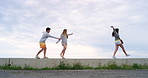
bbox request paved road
[0,70,148,78]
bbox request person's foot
[60,54,62,57]
[126,54,130,57]
[112,56,116,59]
[60,54,65,59]
[35,56,40,59]
[62,56,65,59]
[43,57,48,59]
[60,54,63,57]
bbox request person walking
[56,29,73,59]
[111,26,130,58]
[36,27,60,59]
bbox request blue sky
[0,0,148,58]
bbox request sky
[0,0,148,58]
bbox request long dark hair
[112,28,119,37]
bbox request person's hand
[56,38,61,44]
[111,26,114,28]
[56,40,59,44]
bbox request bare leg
[113,45,119,57]
[36,48,44,56]
[63,46,67,56]
[43,48,47,58]
[60,48,66,59]
[60,44,67,59]
[119,44,128,56]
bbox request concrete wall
[0,58,148,68]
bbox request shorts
[62,42,67,46]
[115,40,122,45]
[39,43,46,48]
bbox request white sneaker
[35,56,40,59]
[112,56,116,59]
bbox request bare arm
[111,26,118,35]
[68,33,73,36]
[56,35,62,44]
[111,26,115,30]
[56,39,61,44]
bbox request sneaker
[43,57,48,59]
[126,54,130,57]
[112,56,116,59]
[35,56,40,59]
[60,54,65,59]
[62,57,65,59]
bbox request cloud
[0,37,108,58]
[23,0,39,6]
[0,0,148,58]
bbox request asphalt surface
[0,70,148,78]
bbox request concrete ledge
[0,58,148,68]
[0,58,10,66]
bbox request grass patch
[72,62,83,70]
[0,64,22,70]
[55,61,72,70]
[95,63,148,70]
[0,62,148,70]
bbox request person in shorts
[56,29,73,59]
[36,27,60,59]
[111,26,130,58]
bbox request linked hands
[56,38,61,44]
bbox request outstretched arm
[56,35,62,44]
[111,26,118,35]
[68,33,73,36]
[56,39,61,44]
[111,26,115,30]
[48,35,60,39]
